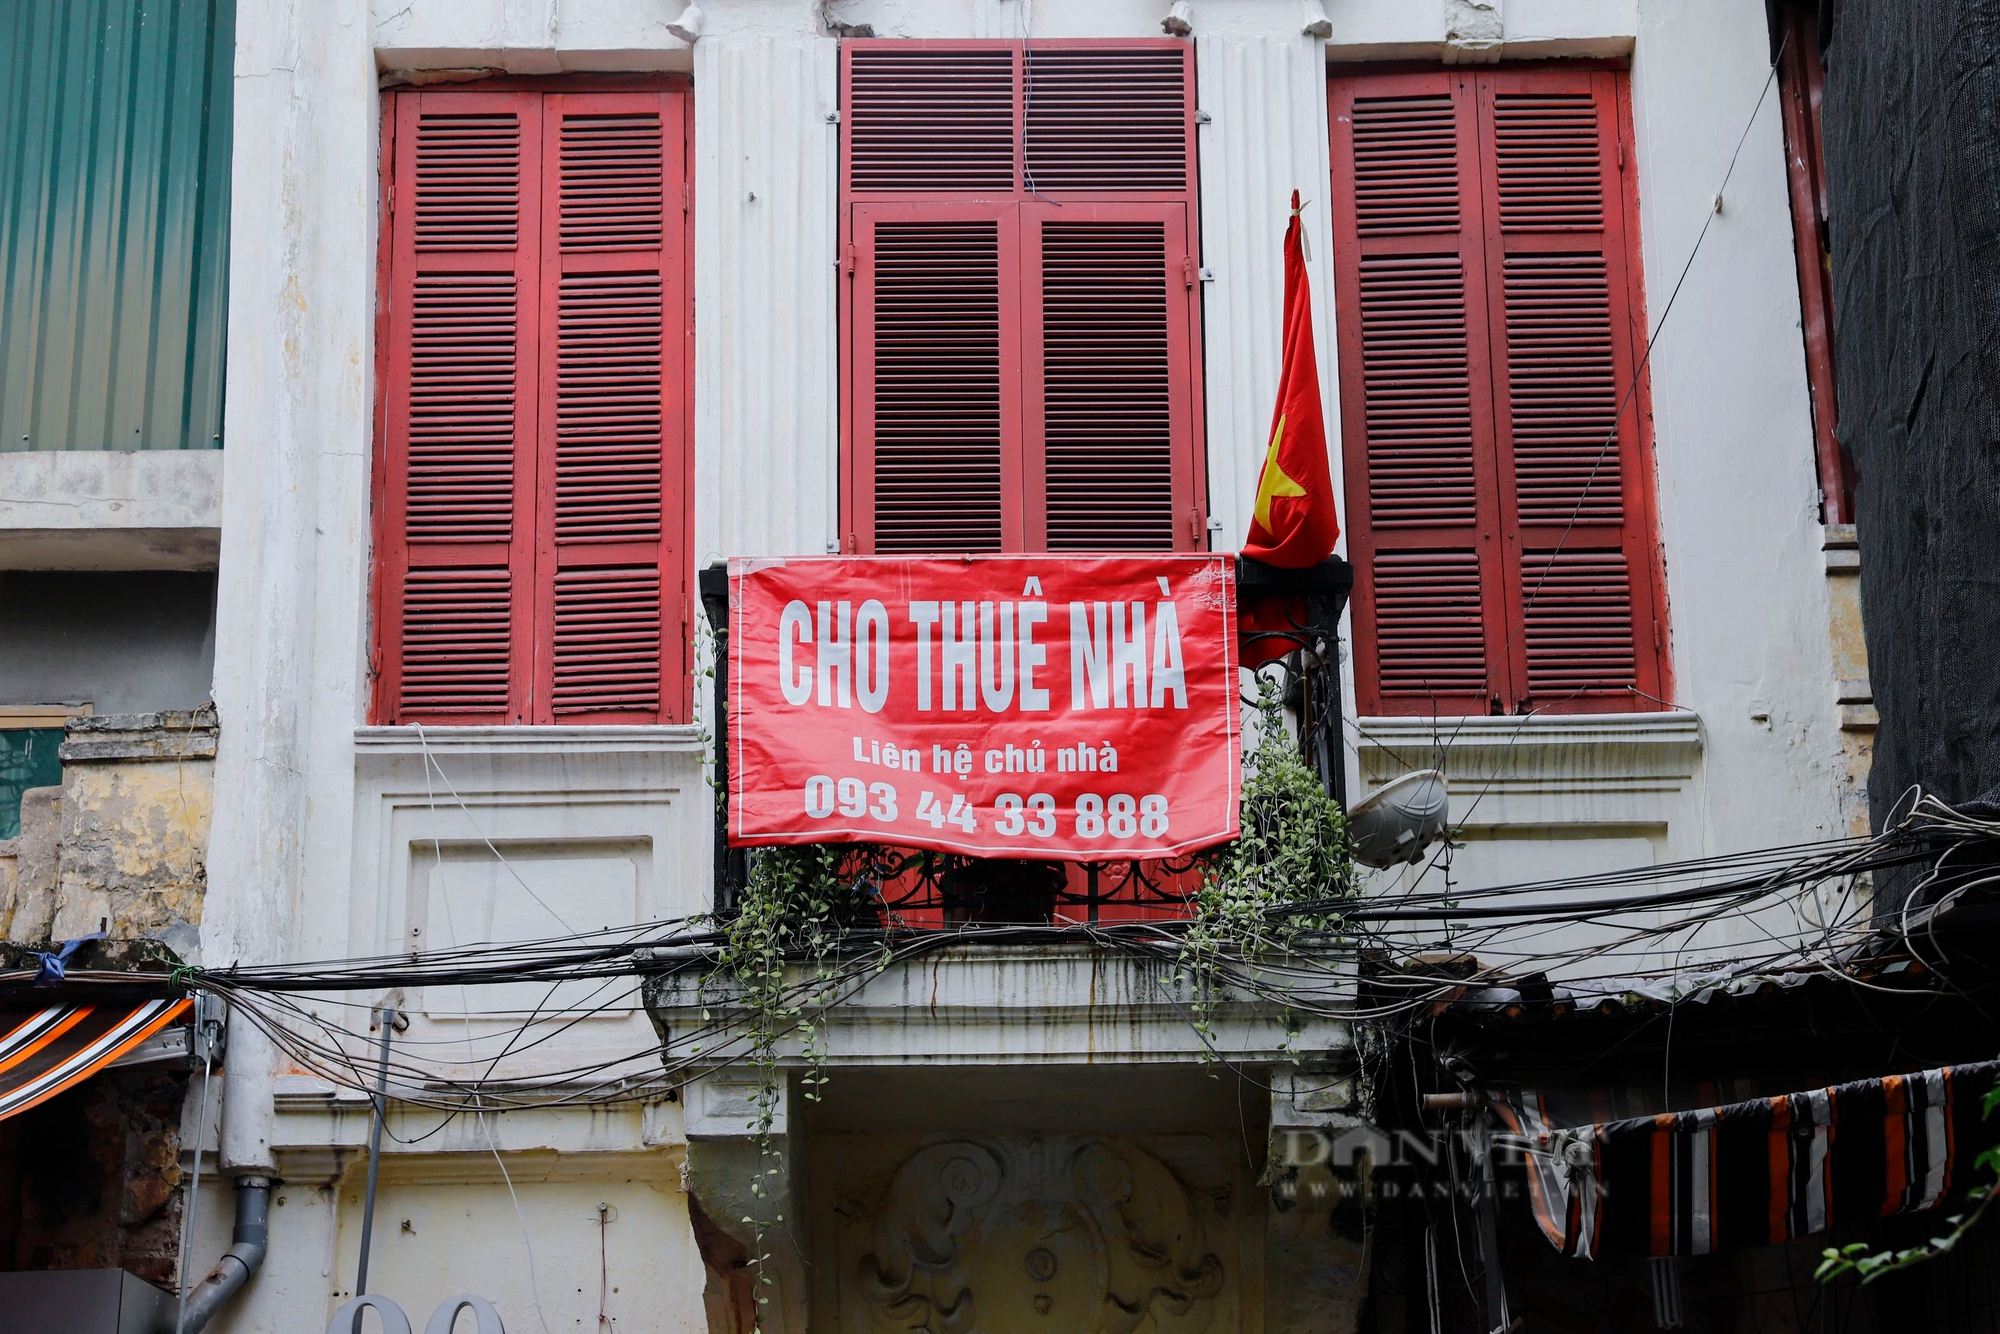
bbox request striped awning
[1494,1059,2000,1259]
[0,997,193,1120]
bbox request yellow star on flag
[1253,412,1307,531]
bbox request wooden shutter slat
[1373,551,1489,697]
[551,566,662,715]
[554,270,665,543]
[414,112,522,250]
[559,113,665,250]
[538,91,685,723]
[1500,253,1624,524]
[404,273,522,542]
[1358,253,1479,528]
[1351,93,1462,235]
[1492,92,1606,231]
[377,91,541,725]
[1482,71,1662,710]
[1023,49,1190,192]
[1334,73,1504,716]
[398,569,515,712]
[1519,551,1638,696]
[1037,217,1177,551]
[857,214,1011,553]
[847,51,1017,192]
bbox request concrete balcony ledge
[0,450,222,569]
[645,941,1352,1068]
[60,707,219,761]
[1357,710,1703,800]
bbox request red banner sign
[727,555,1240,859]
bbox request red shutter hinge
[1182,256,1195,289]
[1617,141,1626,172]
[844,243,856,277]
[1653,618,1663,651]
[682,183,691,214]
[1188,507,1202,542]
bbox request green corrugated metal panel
[0,0,233,451]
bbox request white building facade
[115,0,1860,1329]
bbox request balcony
[695,554,1353,926]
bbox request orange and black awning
[0,997,192,1120]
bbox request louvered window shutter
[535,92,690,722]
[850,206,1023,553]
[376,86,691,726]
[1330,67,1666,717]
[377,91,542,724]
[1023,205,1199,551]
[841,42,1205,555]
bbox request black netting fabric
[1820,0,2000,894]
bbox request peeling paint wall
[0,709,215,955]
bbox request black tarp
[1819,0,2000,883]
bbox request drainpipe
[164,1175,271,1333]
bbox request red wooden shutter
[1331,73,1505,716]
[1478,70,1663,713]
[850,207,1021,553]
[1775,2,1847,523]
[1021,48,1190,191]
[1022,205,1200,551]
[841,41,1204,555]
[536,91,690,723]
[1330,66,1665,716]
[376,91,542,724]
[375,85,691,726]
[847,48,1016,191]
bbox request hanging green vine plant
[1180,671,1354,1050]
[701,843,883,1327]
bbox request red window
[1328,66,1669,717]
[839,41,1207,554]
[371,85,693,725]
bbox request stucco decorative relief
[855,1137,1224,1334]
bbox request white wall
[691,27,841,564]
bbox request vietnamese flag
[1241,190,1340,568]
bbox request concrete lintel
[648,944,1353,1067]
[375,45,693,74]
[0,450,223,570]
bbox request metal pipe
[356,1009,397,1297]
[166,1175,271,1333]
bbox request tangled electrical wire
[28,793,1992,1125]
